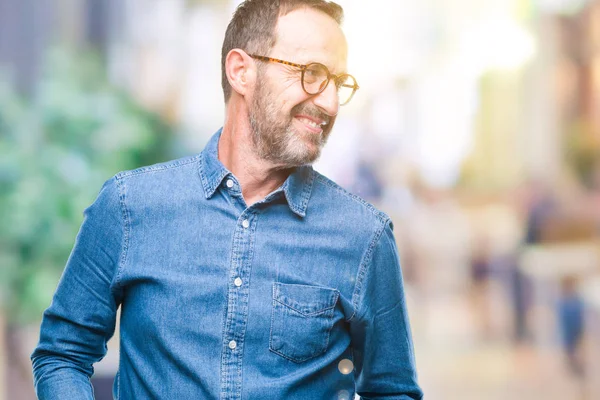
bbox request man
[31,1,423,399]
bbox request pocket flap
[273,282,339,316]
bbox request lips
[295,115,328,134]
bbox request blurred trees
[0,48,174,326]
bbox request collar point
[292,208,307,218]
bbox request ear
[225,49,255,98]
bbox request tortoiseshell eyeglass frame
[248,54,359,106]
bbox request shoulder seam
[113,175,130,291]
[347,218,391,322]
[115,154,200,179]
[313,173,389,222]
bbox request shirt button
[337,390,350,400]
[228,340,237,350]
[338,359,354,374]
[226,179,234,188]
[242,219,249,228]
[234,277,243,287]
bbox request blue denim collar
[198,128,314,218]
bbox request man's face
[248,7,348,168]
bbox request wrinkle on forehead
[273,7,347,73]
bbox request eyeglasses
[248,54,359,106]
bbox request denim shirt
[31,129,423,400]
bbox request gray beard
[249,80,334,168]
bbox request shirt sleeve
[30,176,126,399]
[350,220,423,400]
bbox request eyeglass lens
[303,63,357,105]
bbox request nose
[312,79,340,117]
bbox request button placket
[220,211,256,398]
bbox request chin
[292,145,323,166]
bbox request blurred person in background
[512,180,557,343]
[30,0,422,399]
[469,236,494,339]
[557,275,585,377]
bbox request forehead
[271,7,348,72]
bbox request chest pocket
[269,282,339,363]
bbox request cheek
[278,82,311,113]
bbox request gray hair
[221,0,344,102]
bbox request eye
[302,63,335,95]
[304,64,328,82]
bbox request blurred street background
[1,0,600,399]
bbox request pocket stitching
[273,294,338,317]
[269,284,339,363]
[273,282,339,315]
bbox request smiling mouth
[295,116,328,133]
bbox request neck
[219,102,293,207]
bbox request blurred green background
[0,49,172,326]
